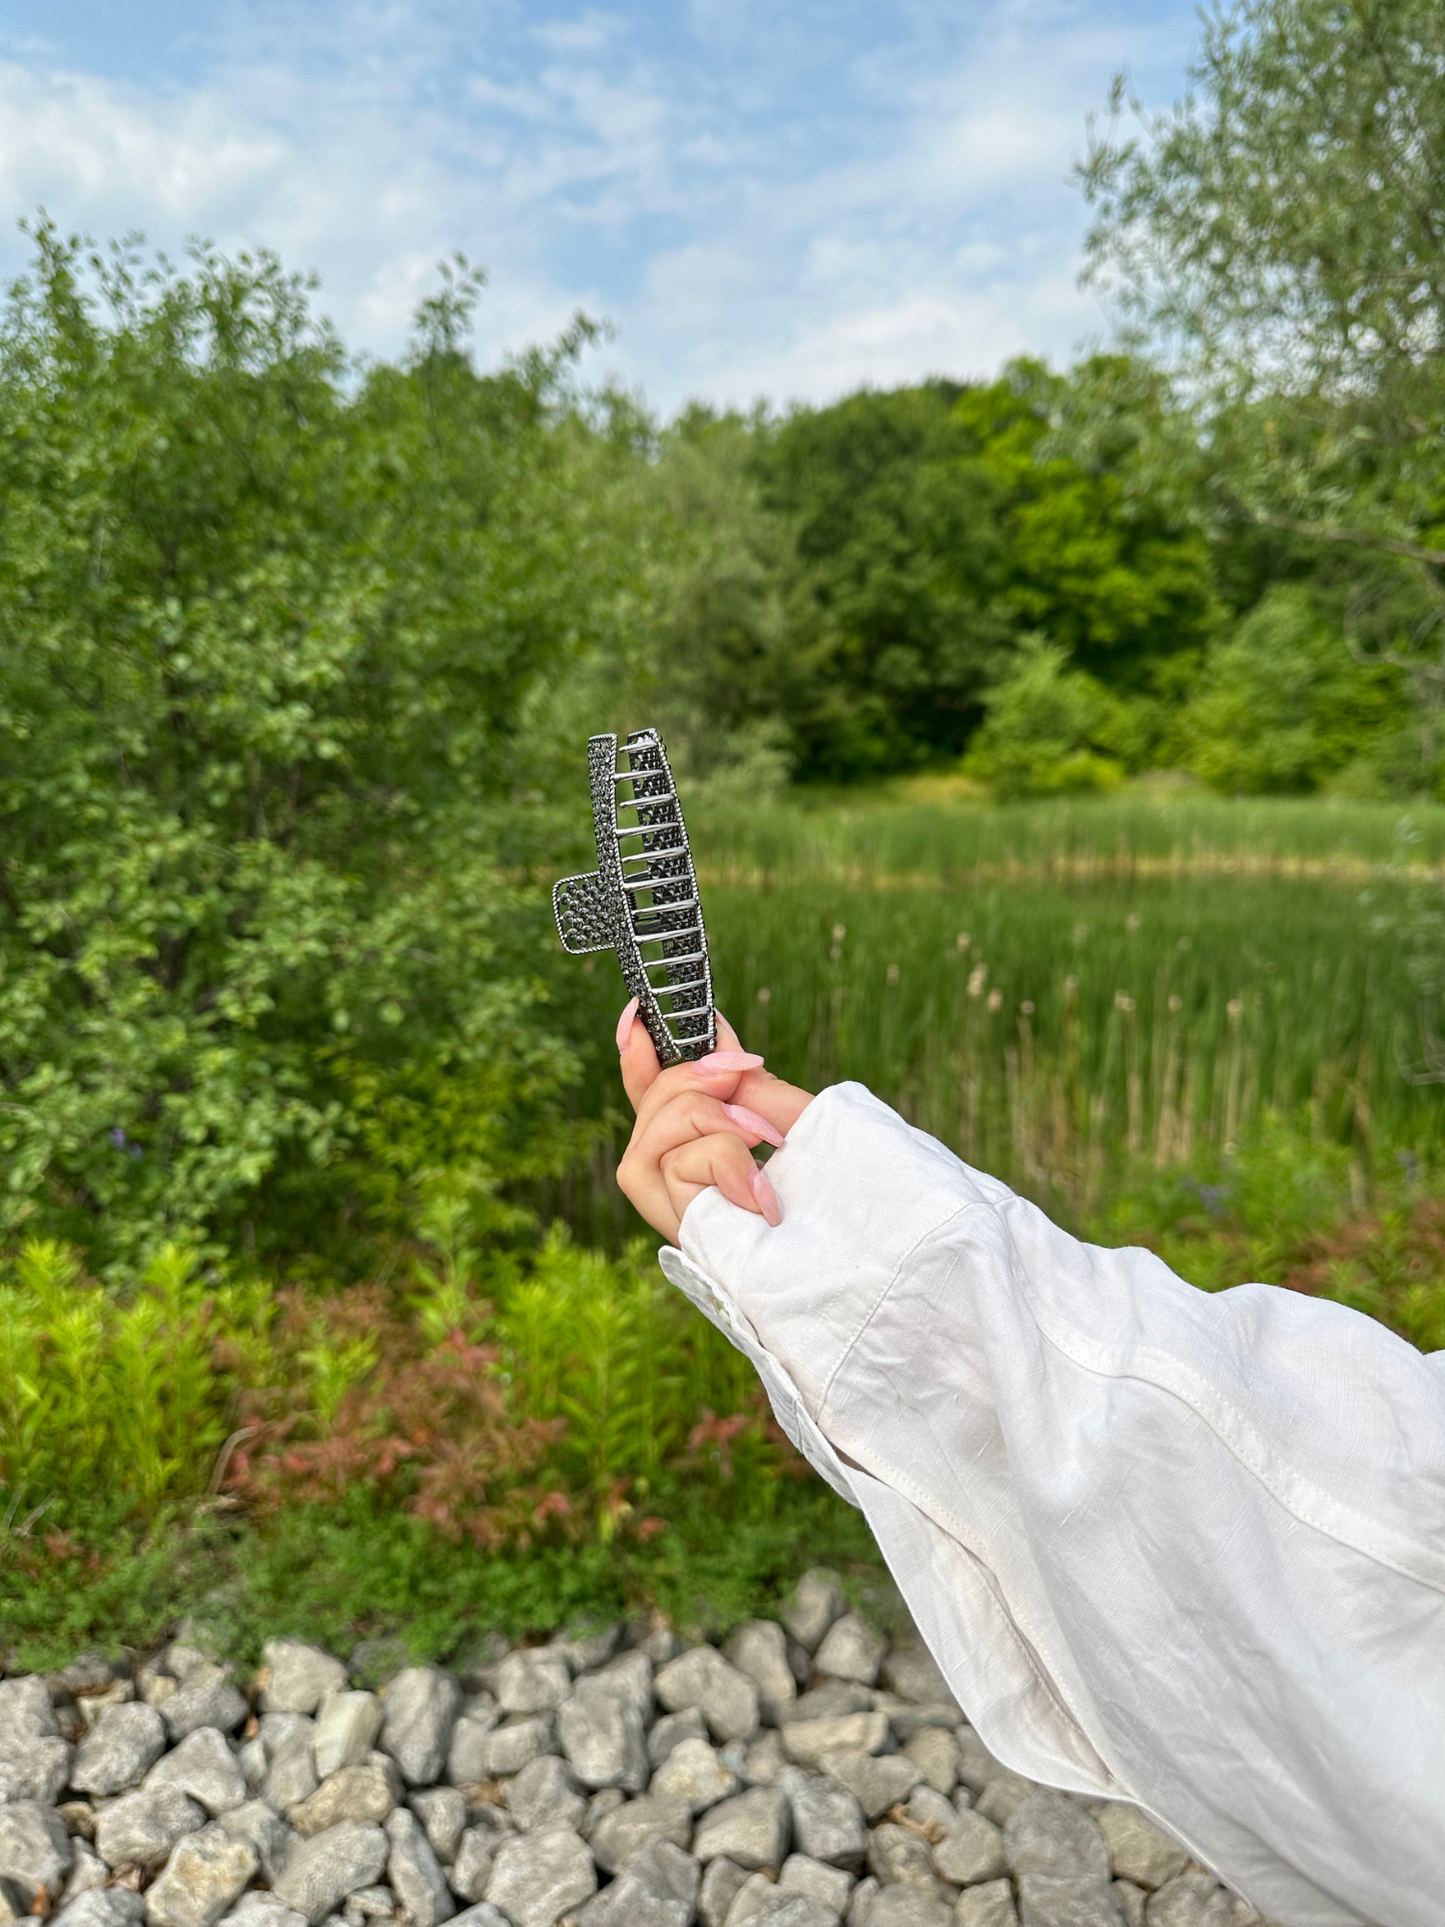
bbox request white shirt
[659,1082,1445,1927]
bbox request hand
[615,1000,815,1242]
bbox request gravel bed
[0,1570,1288,1927]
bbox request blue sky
[0,1,1199,412]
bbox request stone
[53,1896,148,1927]
[0,1677,57,1741]
[96,1788,205,1871]
[878,1704,959,1747]
[1015,1875,1124,1927]
[494,1654,571,1717]
[781,1717,890,1771]
[865,1826,939,1894]
[147,1728,249,1816]
[629,1837,702,1909]
[290,1763,397,1836]
[580,1791,625,1839]
[385,1807,454,1927]
[975,1776,1036,1829]
[76,1683,136,1729]
[272,1823,390,1926]
[726,1877,841,1927]
[341,1882,395,1923]
[348,1642,411,1693]
[723,1623,796,1726]
[58,1803,98,1843]
[0,1803,72,1903]
[449,1821,513,1904]
[1143,1873,1235,1927]
[223,1896,309,1927]
[930,1811,1006,1888]
[408,1789,467,1864]
[776,1770,865,1872]
[649,1707,710,1767]
[588,1796,692,1874]
[1113,1886,1147,1927]
[568,1837,700,1927]
[73,1704,169,1797]
[651,1736,740,1812]
[866,1893,951,1927]
[783,1689,873,1729]
[952,1736,1006,1801]
[145,1824,259,1927]
[577,1653,653,1724]
[164,1670,249,1744]
[1092,1813,1189,1893]
[902,1731,957,1797]
[446,1911,509,1927]
[779,1854,853,1913]
[955,1883,1019,1927]
[262,1645,349,1718]
[655,1651,760,1746]
[692,1788,789,1872]
[379,1671,461,1789]
[900,1789,955,1838]
[218,1800,295,1883]
[844,1879,877,1926]
[812,1618,885,1690]
[62,1839,109,1901]
[1004,1795,1110,1887]
[781,1574,845,1654]
[315,1696,385,1781]
[742,1733,788,1787]
[0,1731,72,1802]
[700,1858,751,1927]
[557,1692,647,1792]
[483,1826,596,1927]
[548,1624,623,1678]
[450,1717,551,1783]
[877,1652,954,1713]
[817,1751,920,1823]
[506,1757,585,1836]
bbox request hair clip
[553,729,716,1066]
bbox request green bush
[959,638,1134,798]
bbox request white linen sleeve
[657,1080,1445,1927]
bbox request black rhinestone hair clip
[553,728,717,1067]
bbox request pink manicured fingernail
[723,1103,786,1150]
[748,1164,783,1226]
[693,1049,765,1073]
[715,1011,742,1047]
[615,997,639,1050]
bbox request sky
[0,0,1201,415]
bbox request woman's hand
[615,999,815,1242]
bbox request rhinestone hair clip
[553,728,717,1067]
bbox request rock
[877,1651,953,1713]
[699,1857,751,1927]
[1113,1885,1148,1927]
[1004,1795,1110,1887]
[630,1837,704,1911]
[237,1738,268,1794]
[975,1775,1036,1829]
[446,1911,509,1927]
[865,1826,938,1894]
[548,1624,623,1678]
[315,1697,385,1781]
[877,1704,959,1747]
[348,1642,410,1693]
[580,1791,625,1839]
[0,1677,58,1741]
[483,1826,596,1927]
[651,1736,740,1812]
[781,1717,890,1771]
[816,1751,920,1823]
[901,1731,956,1797]
[450,1717,551,1783]
[726,1876,841,1927]
[341,1880,395,1924]
[58,1803,98,1843]
[494,1654,571,1717]
[811,1618,885,1690]
[61,1839,109,1901]
[223,1895,309,1927]
[145,1824,259,1927]
[843,1878,877,1926]
[954,1882,1019,1927]
[1143,1873,1235,1927]
[0,1731,72,1802]
[952,1735,1007,1800]
[655,1651,760,1746]
[96,1788,205,1871]
[1015,1874,1124,1927]
[723,1624,796,1727]
[588,1796,692,1875]
[385,1807,454,1927]
[379,1671,461,1789]
[290,1763,397,1836]
[778,1853,854,1913]
[408,1789,468,1864]
[776,1770,865,1872]
[742,1733,788,1786]
[507,1757,585,1836]
[0,1802,72,1904]
[649,1708,710,1768]
[53,1895,148,1927]
[1092,1812,1189,1893]
[147,1728,249,1816]
[262,1645,349,1718]
[781,1574,845,1655]
[900,1788,954,1838]
[692,1788,789,1872]
[72,1703,169,1797]
[450,1820,514,1904]
[218,1800,295,1883]
[164,1670,249,1744]
[782,1689,873,1729]
[865,1892,951,1927]
[557,1691,647,1792]
[272,1822,390,1926]
[568,1837,699,1927]
[930,1810,1006,1887]
[577,1653,653,1724]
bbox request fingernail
[615,997,639,1050]
[722,1102,786,1150]
[693,1049,765,1073]
[748,1163,783,1226]
[715,1011,742,1046]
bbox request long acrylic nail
[693,1049,765,1073]
[714,1011,743,1049]
[615,997,639,1050]
[748,1163,783,1226]
[723,1103,786,1149]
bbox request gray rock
[548,1624,622,1678]
[483,1826,596,1927]
[723,1624,796,1727]
[290,1763,397,1836]
[218,1800,295,1883]
[57,1801,98,1843]
[781,1717,890,1772]
[811,1618,885,1691]
[96,1788,205,1870]
[568,1837,700,1927]
[952,1735,1007,1800]
[655,1652,760,1746]
[164,1670,249,1744]
[864,1826,938,1893]
[692,1789,789,1872]
[930,1810,1006,1887]
[315,1697,385,1782]
[443,1710,502,1784]
[273,1822,390,1926]
[629,1838,703,1911]
[580,1790,625,1839]
[699,1858,750,1927]
[816,1750,920,1823]
[877,1652,954,1713]
[53,1895,147,1927]
[781,1689,873,1729]
[975,1775,1036,1829]
[507,1756,585,1835]
[1092,1813,1189,1893]
[348,1642,411,1694]
[450,1820,514,1904]
[900,1788,954,1837]
[446,1910,509,1927]
[777,1770,865,1872]
[451,1717,552,1783]
[588,1796,692,1875]
[1113,1885,1148,1927]
[577,1653,653,1724]
[385,1807,454,1927]
[0,1731,72,1802]
[1143,1873,1234,1927]
[725,1876,840,1927]
[778,1854,853,1913]
[380,1671,461,1788]
[0,1677,57,1742]
[954,1882,1019,1927]
[76,1683,137,1730]
[557,1691,647,1792]
[147,1728,248,1816]
[262,1645,349,1718]
[0,1802,72,1903]
[781,1574,845,1655]
[649,1708,711,1768]
[61,1839,109,1901]
[901,1732,956,1797]
[742,1733,788,1787]
[1015,1874,1124,1927]
[877,1704,959,1748]
[651,1737,740,1813]
[222,1894,309,1927]
[865,1892,951,1927]
[1005,1796,1110,1887]
[408,1789,468,1864]
[145,1824,259,1927]
[843,1878,877,1926]
[341,1882,396,1924]
[494,1654,571,1717]
[73,1703,169,1797]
